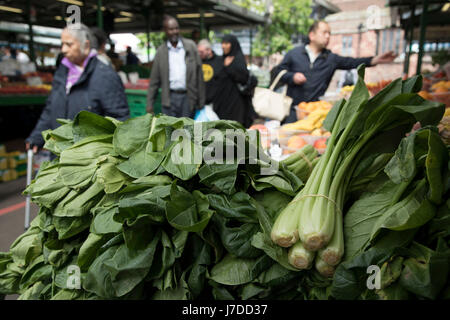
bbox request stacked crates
[0,145,27,182]
[126,89,162,118]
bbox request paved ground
[0,176,39,251]
[0,176,39,300]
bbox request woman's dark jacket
[27,56,129,147]
[212,35,254,127]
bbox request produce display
[124,79,150,90]
[295,100,332,120]
[22,71,54,84]
[0,84,51,95]
[0,66,448,300]
[278,102,331,155]
[420,68,450,108]
[0,71,53,95]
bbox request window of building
[342,35,353,55]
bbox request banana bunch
[282,108,330,132]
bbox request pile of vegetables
[271,66,450,298]
[0,65,448,300]
[0,111,317,300]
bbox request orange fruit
[287,135,307,149]
[418,91,433,100]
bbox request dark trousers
[282,104,298,124]
[161,92,194,118]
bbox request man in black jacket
[26,23,129,152]
[278,20,397,123]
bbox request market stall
[0,66,448,300]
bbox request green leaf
[18,281,49,300]
[165,184,213,232]
[370,179,436,239]
[251,232,298,271]
[90,206,122,235]
[257,262,300,287]
[116,147,165,179]
[146,231,177,281]
[113,113,153,157]
[209,254,272,286]
[331,230,416,300]
[119,175,172,194]
[43,238,80,269]
[384,133,417,184]
[53,180,104,217]
[19,256,52,291]
[336,64,370,135]
[96,155,131,194]
[402,75,422,94]
[252,189,293,220]
[379,256,404,289]
[153,271,191,300]
[78,233,112,272]
[23,160,71,208]
[72,111,117,142]
[376,282,410,300]
[198,163,238,195]
[249,170,303,196]
[53,214,92,240]
[161,138,201,181]
[187,241,212,298]
[50,289,82,300]
[84,229,160,298]
[208,192,258,223]
[422,129,449,204]
[427,199,450,241]
[213,214,261,258]
[399,240,450,299]
[323,99,345,132]
[59,135,114,189]
[10,226,43,267]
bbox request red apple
[314,138,327,149]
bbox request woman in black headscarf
[210,34,253,127]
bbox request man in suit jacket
[147,15,205,118]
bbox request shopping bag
[252,70,292,121]
[194,105,220,122]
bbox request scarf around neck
[61,49,97,94]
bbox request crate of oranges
[295,100,332,120]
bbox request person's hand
[25,142,38,154]
[224,56,235,67]
[371,51,397,65]
[293,72,307,85]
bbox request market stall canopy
[0,0,266,34]
[387,0,450,41]
[387,0,450,74]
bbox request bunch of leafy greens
[270,65,447,282]
[0,111,321,300]
[330,126,450,300]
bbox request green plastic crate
[120,65,151,79]
[125,89,162,118]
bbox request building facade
[324,0,435,93]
